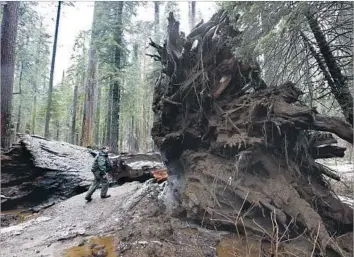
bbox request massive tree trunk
[1,1,20,149]
[80,47,97,146]
[149,11,353,257]
[110,1,124,153]
[44,1,61,138]
[80,2,99,147]
[305,10,353,126]
[1,134,164,212]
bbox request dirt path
[0,180,234,257]
[0,181,149,257]
[2,174,353,257]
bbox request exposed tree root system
[149,10,353,257]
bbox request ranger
[85,147,113,202]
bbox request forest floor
[1,161,353,257]
[1,180,225,257]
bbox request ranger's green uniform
[85,151,113,201]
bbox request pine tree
[109,1,124,153]
[81,2,100,147]
[1,1,20,149]
[44,1,62,138]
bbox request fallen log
[1,134,165,211]
[149,11,353,257]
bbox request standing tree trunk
[154,2,160,41]
[16,96,22,134]
[80,3,99,147]
[129,116,134,152]
[15,62,24,134]
[109,1,124,153]
[80,48,97,146]
[70,74,80,144]
[31,87,37,135]
[105,77,113,146]
[188,1,196,31]
[55,120,60,140]
[1,1,20,149]
[144,1,161,151]
[94,81,101,146]
[141,41,148,151]
[31,23,43,135]
[134,118,139,152]
[44,1,62,138]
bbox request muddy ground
[1,162,353,257]
[1,181,225,257]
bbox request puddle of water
[180,227,199,235]
[65,236,117,257]
[1,209,25,215]
[216,234,263,257]
[1,209,35,222]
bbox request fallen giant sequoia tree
[1,134,164,211]
[149,11,353,256]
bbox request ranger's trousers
[86,172,109,198]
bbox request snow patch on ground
[338,195,353,207]
[322,161,354,207]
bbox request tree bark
[305,11,353,126]
[44,1,61,138]
[80,2,99,147]
[110,1,124,153]
[1,1,20,149]
[80,48,97,146]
